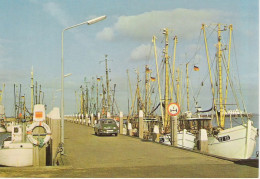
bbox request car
[94,119,118,136]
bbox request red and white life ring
[26,121,51,146]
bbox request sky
[0,0,258,116]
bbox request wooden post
[139,110,144,139]
[171,116,178,146]
[119,112,123,134]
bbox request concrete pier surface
[0,121,258,178]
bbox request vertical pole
[61,30,65,153]
[217,24,224,128]
[96,78,99,116]
[152,36,164,125]
[170,116,178,146]
[186,63,190,111]
[139,110,144,139]
[31,67,34,117]
[145,65,149,117]
[164,28,169,131]
[105,55,110,113]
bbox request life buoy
[26,121,51,147]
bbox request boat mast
[105,55,110,114]
[0,83,5,105]
[163,28,170,131]
[152,36,164,125]
[176,68,180,105]
[75,91,79,114]
[202,24,219,126]
[136,69,143,114]
[170,36,178,101]
[145,65,151,117]
[96,77,100,115]
[127,69,134,119]
[186,63,190,111]
[217,24,225,128]
[224,25,233,112]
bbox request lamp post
[61,15,106,153]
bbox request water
[211,114,259,159]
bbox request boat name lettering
[217,135,230,142]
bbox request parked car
[94,119,118,136]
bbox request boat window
[104,120,115,124]
[14,127,19,133]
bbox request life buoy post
[27,104,51,147]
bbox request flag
[194,65,199,71]
[151,77,156,81]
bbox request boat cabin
[179,117,212,133]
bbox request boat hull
[160,130,196,150]
[177,129,196,150]
[208,120,257,159]
[0,143,33,167]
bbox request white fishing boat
[196,24,258,159]
[208,120,257,159]
[0,125,33,167]
[159,130,196,150]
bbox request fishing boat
[0,125,33,167]
[196,24,258,159]
[152,28,196,149]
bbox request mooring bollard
[50,107,61,166]
[128,122,133,136]
[91,113,94,127]
[153,125,160,142]
[139,110,144,139]
[170,116,178,147]
[82,114,84,125]
[85,114,88,126]
[119,112,123,134]
[199,129,208,153]
[107,112,111,118]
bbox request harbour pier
[0,118,258,178]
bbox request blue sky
[0,0,258,116]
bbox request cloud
[129,44,153,61]
[96,27,114,41]
[43,2,71,27]
[99,8,231,41]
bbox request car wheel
[115,133,118,136]
[95,132,97,135]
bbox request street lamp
[61,15,106,153]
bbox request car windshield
[101,119,115,124]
